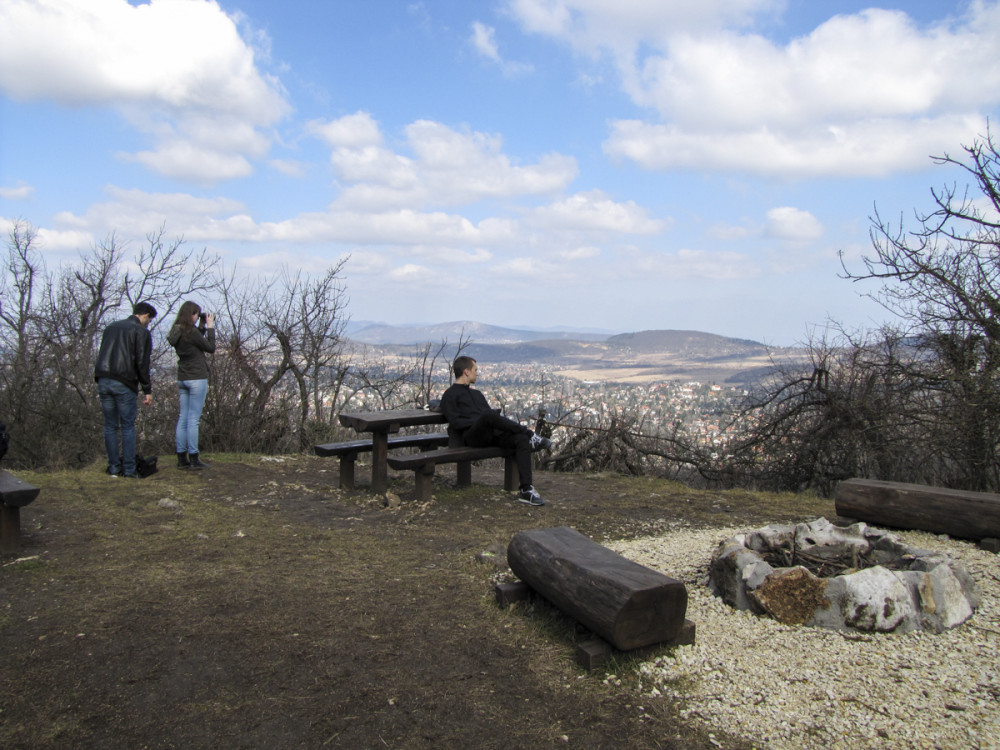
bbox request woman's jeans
[98,377,138,476]
[175,379,208,455]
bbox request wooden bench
[387,444,518,501]
[506,526,691,653]
[1,470,41,554]
[835,477,1000,541]
[314,432,450,490]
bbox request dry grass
[0,455,835,749]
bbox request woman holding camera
[167,301,215,469]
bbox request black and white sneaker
[516,486,545,506]
[529,433,552,451]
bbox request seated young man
[440,356,552,506]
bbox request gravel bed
[608,526,1000,750]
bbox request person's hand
[143,394,153,406]
[206,312,215,328]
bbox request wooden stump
[835,478,1000,541]
[507,526,688,651]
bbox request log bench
[506,526,691,653]
[387,445,518,501]
[314,432,450,490]
[1,470,41,554]
[835,478,1000,541]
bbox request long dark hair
[173,300,201,341]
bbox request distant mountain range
[345,320,609,345]
[346,321,806,384]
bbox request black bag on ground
[136,454,158,478]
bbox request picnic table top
[338,408,446,433]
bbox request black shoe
[516,486,545,506]
[177,452,191,469]
[188,454,210,469]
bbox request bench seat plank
[314,432,450,489]
[388,445,518,501]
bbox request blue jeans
[98,377,139,476]
[175,379,208,454]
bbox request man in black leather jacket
[94,301,156,477]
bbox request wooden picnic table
[338,408,446,493]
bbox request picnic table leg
[456,460,472,488]
[371,430,389,494]
[503,456,518,492]
[415,465,435,502]
[1,504,21,554]
[339,451,357,490]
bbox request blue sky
[2,0,999,345]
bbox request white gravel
[607,526,1000,750]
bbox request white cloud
[470,21,534,75]
[308,112,383,148]
[510,1,1000,178]
[472,21,502,62]
[0,0,289,183]
[0,183,35,200]
[629,247,761,280]
[0,217,93,254]
[531,190,664,234]
[766,206,824,242]
[604,114,988,177]
[325,117,578,209]
[506,0,780,57]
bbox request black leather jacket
[94,315,153,394]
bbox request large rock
[709,518,980,633]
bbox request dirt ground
[0,454,835,749]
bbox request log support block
[507,526,688,651]
[495,581,531,607]
[575,639,611,670]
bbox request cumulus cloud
[509,0,1000,177]
[604,115,990,177]
[0,0,289,183]
[316,114,578,209]
[531,190,664,234]
[766,206,824,242]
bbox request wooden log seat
[835,478,1000,541]
[386,445,517,502]
[314,432,449,489]
[507,526,689,651]
[1,469,41,554]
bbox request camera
[198,312,208,329]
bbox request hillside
[349,323,805,384]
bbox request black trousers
[461,412,533,487]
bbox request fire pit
[708,518,981,633]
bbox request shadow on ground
[0,454,834,749]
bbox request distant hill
[347,320,608,346]
[346,322,806,384]
[605,330,768,358]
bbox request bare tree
[0,221,218,467]
[840,128,1000,491]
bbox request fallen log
[835,478,1000,541]
[507,526,687,651]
